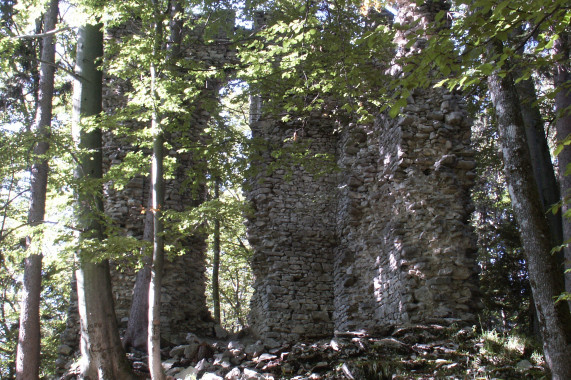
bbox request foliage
[203,188,253,332]
[0,0,568,375]
[237,0,394,125]
[470,113,532,332]
[409,0,571,93]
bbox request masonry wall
[247,117,339,341]
[246,1,481,341]
[101,79,216,342]
[332,88,480,334]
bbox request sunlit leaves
[237,0,394,124]
[419,0,571,98]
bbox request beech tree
[487,38,571,379]
[16,0,58,378]
[147,0,166,377]
[212,178,221,324]
[71,21,135,379]
[553,31,571,297]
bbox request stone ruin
[57,17,235,366]
[59,2,481,367]
[246,0,481,341]
[101,16,237,342]
[246,87,480,342]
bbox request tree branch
[14,26,72,40]
[513,6,561,54]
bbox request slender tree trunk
[123,194,153,352]
[487,40,571,380]
[16,1,58,378]
[72,23,135,380]
[148,65,165,380]
[554,31,571,298]
[212,178,221,324]
[234,272,244,328]
[147,1,165,377]
[16,255,42,380]
[125,0,183,360]
[514,64,564,335]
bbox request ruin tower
[57,19,235,367]
[103,17,236,342]
[246,1,480,341]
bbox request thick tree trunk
[515,76,563,246]
[514,68,564,335]
[16,1,58,378]
[212,178,221,324]
[554,32,571,298]
[72,23,135,380]
[487,41,571,380]
[123,194,153,352]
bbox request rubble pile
[91,325,544,380]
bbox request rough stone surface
[245,1,480,341]
[93,325,545,380]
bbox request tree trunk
[515,76,563,246]
[554,31,571,298]
[487,40,571,380]
[16,254,42,380]
[16,1,58,378]
[147,1,165,376]
[123,0,185,358]
[123,194,153,352]
[148,69,165,380]
[212,178,221,324]
[514,65,564,336]
[72,23,135,380]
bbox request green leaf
[389,98,407,118]
[434,79,448,88]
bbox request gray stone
[263,338,281,349]
[200,373,223,380]
[214,325,229,339]
[185,342,201,359]
[175,366,199,379]
[244,343,265,358]
[162,358,178,371]
[224,367,241,380]
[516,360,533,370]
[228,341,244,351]
[170,344,190,358]
[445,111,464,125]
[257,353,277,362]
[242,368,263,380]
[58,344,73,356]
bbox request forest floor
[118,323,547,380]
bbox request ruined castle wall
[247,118,338,341]
[246,1,481,341]
[101,20,235,341]
[247,98,480,341]
[333,120,409,332]
[332,86,480,334]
